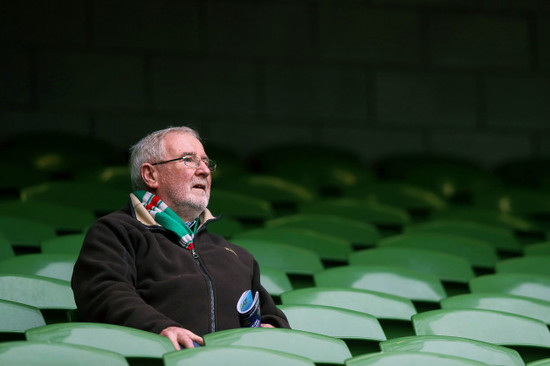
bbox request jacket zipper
[191,247,216,333]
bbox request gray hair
[129,126,201,191]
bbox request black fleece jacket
[71,199,289,336]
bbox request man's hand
[261,323,274,328]
[160,326,204,350]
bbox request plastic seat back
[380,335,524,366]
[0,273,75,310]
[349,247,475,283]
[377,232,497,269]
[231,238,323,275]
[470,273,550,302]
[345,351,487,366]
[314,265,446,302]
[0,341,129,366]
[204,327,352,364]
[233,227,353,263]
[208,189,274,224]
[0,253,77,281]
[0,215,57,249]
[163,345,315,366]
[281,287,416,321]
[496,256,550,277]
[266,214,380,247]
[0,299,46,340]
[525,242,550,256]
[279,304,386,341]
[413,308,550,348]
[40,234,86,255]
[441,293,550,325]
[26,322,175,359]
[0,234,15,260]
[260,267,293,296]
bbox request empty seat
[380,335,523,366]
[525,241,550,256]
[231,239,323,276]
[279,304,386,340]
[204,327,352,365]
[208,189,274,226]
[0,299,46,341]
[281,287,416,321]
[0,234,15,260]
[40,234,86,255]
[314,265,446,303]
[441,293,550,325]
[0,215,57,250]
[233,227,353,264]
[260,267,293,297]
[345,351,487,366]
[202,216,244,238]
[496,256,550,277]
[0,200,95,234]
[349,247,475,283]
[0,253,77,281]
[265,214,380,248]
[26,322,175,362]
[470,273,550,302]
[377,232,497,269]
[280,286,417,340]
[0,341,129,366]
[163,345,315,366]
[413,308,550,349]
[0,274,76,318]
[298,198,411,232]
[405,219,523,254]
[528,358,550,366]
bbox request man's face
[154,132,212,219]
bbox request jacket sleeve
[71,219,181,334]
[251,260,291,329]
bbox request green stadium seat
[377,232,497,269]
[280,286,417,340]
[203,216,244,238]
[0,299,46,341]
[405,219,523,254]
[0,215,57,250]
[204,327,352,365]
[26,322,175,363]
[74,165,132,191]
[0,253,77,281]
[345,351,487,366]
[163,345,315,366]
[233,227,352,264]
[298,198,411,233]
[0,233,15,260]
[496,256,550,277]
[413,309,550,351]
[430,206,538,233]
[314,265,446,303]
[380,335,524,366]
[231,239,323,276]
[473,186,550,218]
[0,273,76,323]
[0,200,95,234]
[441,293,550,325]
[525,241,550,256]
[208,189,274,226]
[260,267,293,297]
[349,247,475,283]
[40,234,86,255]
[20,182,128,216]
[342,181,447,216]
[279,304,386,355]
[0,341,129,366]
[470,273,550,302]
[265,214,380,248]
[528,358,550,366]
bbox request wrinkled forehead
[163,131,206,158]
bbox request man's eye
[182,156,195,163]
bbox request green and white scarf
[134,190,198,250]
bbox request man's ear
[141,163,159,190]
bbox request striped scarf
[134,190,198,250]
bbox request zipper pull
[192,248,199,259]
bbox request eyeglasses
[152,154,217,171]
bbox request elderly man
[72,126,289,349]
